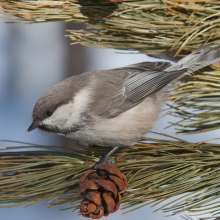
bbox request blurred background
[0,19,219,220]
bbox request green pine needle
[167,65,220,134]
[1,133,220,217]
[1,0,220,54]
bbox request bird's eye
[46,110,53,117]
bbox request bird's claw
[91,146,119,170]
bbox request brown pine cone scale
[79,164,128,219]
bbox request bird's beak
[27,122,38,132]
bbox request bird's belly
[66,95,165,146]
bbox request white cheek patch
[42,88,91,128]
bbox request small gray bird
[28,45,220,165]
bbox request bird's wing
[103,62,186,118]
[113,61,171,73]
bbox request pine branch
[1,0,220,54]
[1,133,220,217]
[167,64,220,134]
[181,215,220,220]
[1,1,220,218]
[1,0,220,135]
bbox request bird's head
[27,77,84,135]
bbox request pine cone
[79,164,128,219]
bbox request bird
[28,45,220,167]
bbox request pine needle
[167,64,220,134]
[0,0,220,54]
[2,134,220,217]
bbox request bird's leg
[92,146,119,170]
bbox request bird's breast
[65,93,166,147]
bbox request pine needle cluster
[1,134,220,217]
[1,0,220,54]
[1,0,220,219]
[167,64,220,134]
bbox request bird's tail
[165,45,220,73]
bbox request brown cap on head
[27,73,91,132]
[32,80,73,121]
